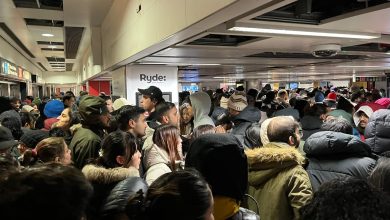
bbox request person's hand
[215,125,226,133]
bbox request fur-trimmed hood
[245,142,306,186]
[82,164,139,184]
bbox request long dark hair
[153,124,181,170]
[368,157,390,194]
[95,131,138,168]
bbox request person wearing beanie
[42,100,64,131]
[189,92,214,129]
[112,98,130,111]
[228,91,261,148]
[69,95,111,169]
[245,116,312,220]
[353,103,385,141]
[18,130,49,165]
[186,133,259,220]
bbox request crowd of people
[0,84,390,220]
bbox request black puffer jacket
[101,177,148,220]
[304,131,376,191]
[365,109,390,155]
[231,106,261,148]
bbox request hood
[365,109,390,154]
[304,131,372,158]
[190,92,214,128]
[82,164,139,184]
[233,106,261,123]
[143,144,170,169]
[245,142,305,186]
[300,115,323,130]
[353,103,385,126]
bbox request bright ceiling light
[337,65,383,68]
[42,33,54,37]
[228,27,379,39]
[48,45,57,49]
[189,64,221,66]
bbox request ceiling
[134,0,390,83]
[0,0,113,72]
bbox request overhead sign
[356,77,386,82]
[126,65,178,105]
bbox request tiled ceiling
[0,0,113,73]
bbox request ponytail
[20,149,38,167]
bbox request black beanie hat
[185,133,248,201]
[20,130,49,149]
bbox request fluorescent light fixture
[228,26,379,40]
[337,65,383,68]
[48,45,57,49]
[139,62,220,66]
[42,33,54,37]
[189,64,220,66]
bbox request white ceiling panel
[27,25,63,42]
[16,8,64,20]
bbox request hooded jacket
[231,106,261,148]
[82,164,139,220]
[189,92,214,129]
[304,131,376,191]
[69,126,104,169]
[365,109,390,155]
[245,142,313,220]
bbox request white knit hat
[220,96,229,109]
[227,91,248,112]
[113,98,130,111]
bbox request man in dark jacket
[69,96,110,169]
[138,86,165,129]
[228,91,261,148]
[304,117,376,191]
[365,109,390,155]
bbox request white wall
[0,36,43,77]
[126,65,178,105]
[42,71,77,84]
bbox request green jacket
[245,142,313,220]
[69,126,103,169]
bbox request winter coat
[143,144,184,186]
[273,107,300,121]
[231,106,261,148]
[245,142,313,220]
[69,126,104,169]
[365,109,390,155]
[189,92,215,129]
[304,131,376,192]
[300,115,323,140]
[82,164,139,220]
[328,109,354,125]
[101,177,148,220]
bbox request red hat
[375,98,390,108]
[326,92,337,101]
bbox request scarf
[213,196,240,220]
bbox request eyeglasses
[297,129,303,138]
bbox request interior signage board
[126,65,178,106]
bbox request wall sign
[126,65,178,105]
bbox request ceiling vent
[311,44,341,58]
[186,34,264,46]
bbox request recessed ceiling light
[42,33,54,37]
